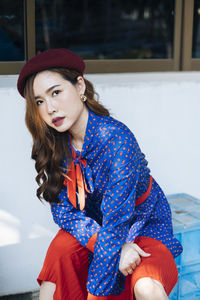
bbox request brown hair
[23,68,110,203]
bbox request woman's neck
[69,106,89,152]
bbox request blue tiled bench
[168,194,200,300]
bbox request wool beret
[17,48,86,97]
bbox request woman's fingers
[122,267,133,276]
[119,242,150,276]
[121,257,142,276]
[123,264,136,276]
[130,243,151,257]
[127,268,134,275]
[131,257,140,269]
[122,261,137,276]
[122,269,128,276]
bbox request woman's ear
[76,76,86,95]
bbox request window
[190,0,200,70]
[0,0,200,74]
[0,0,24,61]
[35,0,175,60]
[0,0,35,74]
[192,0,200,58]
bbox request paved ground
[0,291,39,300]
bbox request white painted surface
[0,72,200,295]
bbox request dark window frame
[181,0,200,71]
[0,0,197,74]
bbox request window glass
[36,0,175,59]
[0,0,25,61]
[193,0,200,58]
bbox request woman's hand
[119,243,151,276]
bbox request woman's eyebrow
[34,84,61,100]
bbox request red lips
[52,117,65,127]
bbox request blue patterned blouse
[51,108,183,296]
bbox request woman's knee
[134,277,168,300]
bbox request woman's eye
[36,100,43,106]
[52,90,60,96]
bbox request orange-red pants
[37,230,178,300]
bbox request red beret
[17,48,85,97]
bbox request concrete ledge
[0,291,39,300]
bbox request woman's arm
[87,134,142,296]
[51,188,100,252]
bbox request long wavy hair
[23,68,110,203]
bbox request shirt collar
[68,108,102,158]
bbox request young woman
[17,49,183,300]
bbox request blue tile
[168,194,200,300]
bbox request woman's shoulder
[97,113,135,145]
[88,109,140,155]
[92,111,132,137]
[89,110,143,160]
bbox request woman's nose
[46,99,57,114]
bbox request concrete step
[0,291,39,300]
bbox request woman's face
[33,70,86,132]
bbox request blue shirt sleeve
[87,135,141,296]
[51,188,101,248]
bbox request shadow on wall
[0,82,58,296]
[0,208,57,296]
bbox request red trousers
[38,230,178,300]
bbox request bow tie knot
[74,156,87,168]
[63,135,92,211]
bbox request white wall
[0,72,200,295]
